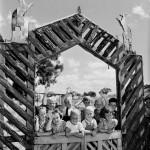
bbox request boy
[65,109,84,137]
[82,106,97,136]
[94,97,106,124]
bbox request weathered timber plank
[23,45,39,61]
[79,43,118,69]
[0,75,34,111]
[5,43,35,72]
[59,20,82,44]
[121,57,141,86]
[28,31,51,56]
[0,63,34,99]
[103,39,118,58]
[122,95,143,130]
[0,133,19,150]
[65,17,81,35]
[96,33,113,53]
[0,90,34,125]
[43,27,68,50]
[116,53,130,67]
[122,101,145,134]
[0,106,34,138]
[0,120,30,148]
[123,113,145,148]
[121,56,137,75]
[109,44,124,63]
[122,68,142,90]
[35,29,60,53]
[0,48,34,84]
[3,135,25,143]
[80,20,93,34]
[85,25,99,46]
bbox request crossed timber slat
[0,63,34,99]
[0,47,34,84]
[0,107,33,138]
[0,120,30,148]
[0,133,19,150]
[0,90,33,125]
[0,75,34,111]
[122,80,143,119]
[5,44,34,72]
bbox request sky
[0,0,150,95]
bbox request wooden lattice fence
[0,13,147,150]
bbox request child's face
[109,102,117,111]
[83,100,91,107]
[85,110,94,122]
[94,100,104,111]
[38,109,46,121]
[52,113,61,125]
[105,112,113,121]
[65,98,72,109]
[47,99,56,110]
[70,114,79,125]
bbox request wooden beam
[0,90,33,125]
[0,47,34,84]
[0,133,19,150]
[0,75,34,111]
[0,120,31,148]
[0,63,34,99]
[0,106,34,138]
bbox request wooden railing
[34,131,122,150]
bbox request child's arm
[45,118,53,131]
[98,121,109,133]
[35,116,40,132]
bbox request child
[46,98,56,119]
[62,94,74,122]
[98,106,118,134]
[65,109,84,138]
[35,106,47,132]
[94,97,106,124]
[46,109,66,139]
[82,106,97,136]
[81,96,91,121]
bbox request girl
[98,106,118,134]
[65,109,84,138]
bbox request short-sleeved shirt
[52,120,66,133]
[66,121,84,132]
[38,119,48,132]
[99,118,118,130]
[82,119,97,131]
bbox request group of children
[35,88,118,138]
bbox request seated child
[81,96,91,121]
[94,97,106,124]
[65,109,84,138]
[35,106,47,132]
[46,108,66,138]
[98,106,118,134]
[82,106,97,136]
[62,94,74,122]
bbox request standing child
[94,97,106,124]
[35,106,47,132]
[98,106,118,134]
[46,108,66,139]
[65,109,84,138]
[82,106,97,136]
[81,96,91,121]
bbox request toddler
[82,106,97,136]
[98,106,118,134]
[94,97,106,124]
[65,109,84,138]
[35,106,47,132]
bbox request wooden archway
[0,13,146,150]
